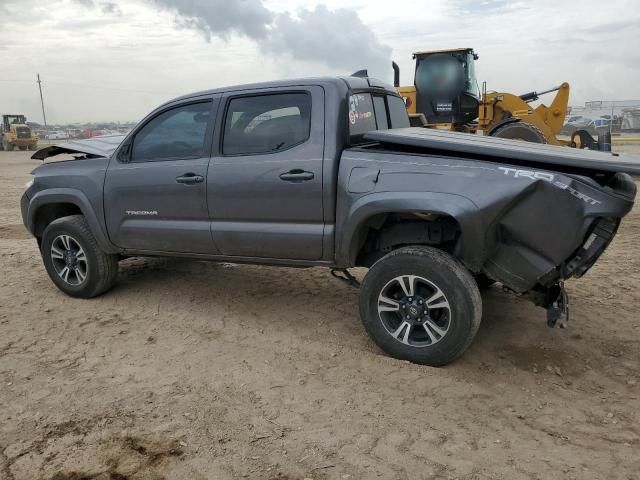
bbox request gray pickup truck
[21,75,640,365]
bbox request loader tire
[490,121,547,144]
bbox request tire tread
[360,246,482,366]
[43,215,118,298]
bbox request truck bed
[364,127,640,175]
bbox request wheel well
[33,203,82,238]
[354,212,461,267]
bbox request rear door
[207,86,325,260]
[104,96,220,254]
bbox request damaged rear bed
[356,128,640,326]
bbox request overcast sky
[1,0,638,123]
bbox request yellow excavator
[392,48,610,151]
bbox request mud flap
[546,282,569,328]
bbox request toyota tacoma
[21,75,640,365]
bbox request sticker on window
[349,93,377,135]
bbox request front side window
[223,93,311,155]
[131,102,211,162]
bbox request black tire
[28,144,38,151]
[41,215,119,298]
[491,122,547,143]
[19,146,27,151]
[3,141,14,151]
[359,246,482,366]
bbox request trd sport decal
[498,167,601,205]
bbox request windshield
[414,50,478,100]
[464,52,478,96]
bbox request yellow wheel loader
[1,114,38,151]
[392,48,610,151]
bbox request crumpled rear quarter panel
[337,150,634,292]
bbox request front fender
[336,191,484,270]
[27,188,120,254]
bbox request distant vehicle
[0,114,38,151]
[80,129,108,138]
[560,116,592,135]
[589,118,610,133]
[46,131,69,140]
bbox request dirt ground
[1,149,639,480]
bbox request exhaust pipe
[392,61,400,87]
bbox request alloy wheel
[50,234,88,286]
[377,274,452,347]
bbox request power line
[0,77,167,95]
[37,73,48,130]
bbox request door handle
[176,173,204,185]
[279,169,314,182]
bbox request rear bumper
[537,217,619,287]
[565,217,618,278]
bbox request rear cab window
[349,92,409,143]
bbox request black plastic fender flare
[336,191,485,271]
[27,188,121,254]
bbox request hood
[31,135,125,161]
[364,127,640,175]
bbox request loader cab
[412,48,480,126]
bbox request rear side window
[387,95,411,128]
[349,93,377,135]
[372,96,389,130]
[223,93,311,155]
[131,102,211,162]
[349,93,410,141]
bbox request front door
[104,98,220,254]
[208,87,325,260]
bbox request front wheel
[41,215,119,298]
[359,246,482,366]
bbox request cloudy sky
[0,0,638,123]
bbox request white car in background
[45,131,69,140]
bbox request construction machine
[392,48,610,151]
[0,114,38,151]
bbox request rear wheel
[28,143,38,151]
[491,121,547,143]
[41,215,119,298]
[359,246,482,366]
[3,140,14,151]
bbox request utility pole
[37,73,48,131]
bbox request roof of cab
[167,75,398,105]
